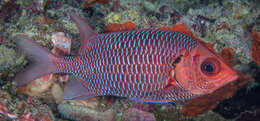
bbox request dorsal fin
[68,11,97,54]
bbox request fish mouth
[208,73,239,94]
[216,73,239,90]
[224,73,239,85]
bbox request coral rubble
[0,89,55,120]
[58,101,116,121]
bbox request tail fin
[14,35,57,86]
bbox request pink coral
[51,32,71,56]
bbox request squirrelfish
[14,11,238,103]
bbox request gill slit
[171,54,184,89]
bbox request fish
[14,11,238,103]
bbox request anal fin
[62,76,96,100]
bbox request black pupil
[204,63,214,72]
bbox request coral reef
[0,89,55,120]
[182,0,260,64]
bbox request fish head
[174,43,238,95]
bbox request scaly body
[55,30,197,101]
[14,11,238,103]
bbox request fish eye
[201,58,220,76]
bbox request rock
[58,102,116,121]
[122,108,156,121]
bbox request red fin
[14,35,57,86]
[68,11,97,54]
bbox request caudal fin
[14,35,57,86]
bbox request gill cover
[174,43,238,95]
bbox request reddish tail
[14,35,58,86]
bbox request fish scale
[55,29,197,100]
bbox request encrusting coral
[251,29,260,66]
[105,21,135,32]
